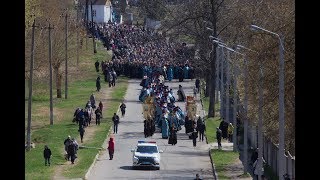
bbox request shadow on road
[119,166,158,171]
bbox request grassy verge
[210,149,240,180]
[25,40,128,179]
[63,76,128,178]
[201,92,222,144]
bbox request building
[79,0,113,23]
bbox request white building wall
[104,6,112,22]
[88,5,105,23]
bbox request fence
[247,125,295,179]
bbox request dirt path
[223,157,252,180]
[52,82,113,180]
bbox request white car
[130,140,163,170]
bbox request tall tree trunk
[54,67,62,98]
[207,0,218,117]
[208,67,216,117]
[205,74,211,97]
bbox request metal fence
[247,125,295,179]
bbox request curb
[209,148,219,180]
[83,103,121,180]
[83,127,112,180]
[200,90,218,180]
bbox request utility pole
[27,19,38,151]
[86,0,89,50]
[225,50,230,123]
[47,20,54,125]
[232,58,238,152]
[65,10,68,99]
[243,58,248,173]
[91,1,97,53]
[76,5,79,67]
[220,48,225,119]
[215,45,220,105]
[258,63,264,180]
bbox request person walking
[107,137,115,160]
[95,60,100,72]
[90,93,96,109]
[191,129,198,147]
[67,140,77,164]
[43,145,52,166]
[95,107,102,125]
[198,120,206,142]
[96,76,101,92]
[78,125,85,143]
[99,101,103,117]
[64,135,72,160]
[253,157,266,180]
[228,123,234,142]
[216,127,222,149]
[168,125,177,146]
[112,113,120,134]
[120,101,126,117]
[195,78,200,93]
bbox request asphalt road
[87,79,214,180]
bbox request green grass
[63,76,128,178]
[201,90,223,143]
[211,149,240,180]
[25,39,128,179]
[205,116,222,143]
[264,164,279,180]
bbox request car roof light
[138,140,156,144]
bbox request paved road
[87,79,214,180]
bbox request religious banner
[186,104,197,119]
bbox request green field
[25,40,128,179]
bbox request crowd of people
[93,22,198,82]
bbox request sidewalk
[195,92,252,180]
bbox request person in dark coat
[99,101,103,118]
[144,120,148,138]
[119,101,126,117]
[219,119,229,139]
[78,125,85,143]
[43,145,52,166]
[95,60,100,72]
[177,85,186,102]
[95,107,102,125]
[112,113,120,134]
[195,78,200,93]
[191,129,198,147]
[216,127,222,149]
[168,125,177,145]
[198,121,206,142]
[64,135,72,160]
[107,137,115,160]
[67,140,77,164]
[96,76,101,92]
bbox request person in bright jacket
[228,123,234,143]
[107,137,115,160]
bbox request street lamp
[236,44,258,174]
[213,41,244,152]
[250,24,285,180]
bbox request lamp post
[236,44,258,174]
[213,40,244,151]
[209,36,221,109]
[250,24,285,180]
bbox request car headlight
[133,156,139,162]
[153,157,160,163]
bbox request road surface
[87,79,214,180]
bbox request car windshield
[136,145,158,153]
